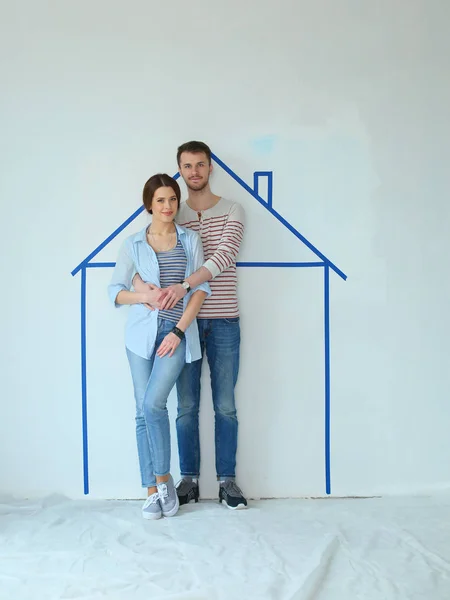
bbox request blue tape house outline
[71,151,347,495]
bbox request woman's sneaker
[219,480,248,510]
[176,478,200,505]
[142,492,162,520]
[157,475,179,517]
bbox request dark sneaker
[176,478,200,505]
[219,480,248,510]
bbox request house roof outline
[70,151,347,497]
[71,152,346,280]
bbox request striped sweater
[176,198,245,319]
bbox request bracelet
[172,326,185,340]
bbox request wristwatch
[180,280,191,293]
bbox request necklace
[147,228,176,252]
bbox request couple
[108,141,247,519]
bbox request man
[134,141,247,509]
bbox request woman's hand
[157,332,181,358]
[142,285,168,310]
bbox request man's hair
[142,173,181,214]
[177,141,212,166]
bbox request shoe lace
[143,492,159,508]
[224,480,243,498]
[158,483,169,504]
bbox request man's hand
[156,332,181,358]
[159,284,187,310]
[133,276,166,310]
[142,285,168,310]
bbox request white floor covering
[1,494,450,600]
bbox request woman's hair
[142,173,181,214]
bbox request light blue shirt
[108,224,211,362]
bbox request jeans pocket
[223,317,240,324]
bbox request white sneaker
[142,492,162,520]
[157,475,179,517]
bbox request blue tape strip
[253,171,273,209]
[71,172,181,277]
[87,261,325,269]
[212,153,346,280]
[71,205,145,276]
[267,172,273,208]
[86,262,116,268]
[324,264,331,495]
[237,261,324,268]
[81,267,89,495]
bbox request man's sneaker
[176,478,200,505]
[219,480,248,510]
[142,492,162,520]
[157,475,179,517]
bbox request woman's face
[150,186,178,222]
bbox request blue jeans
[176,318,240,479]
[126,318,186,487]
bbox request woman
[108,174,210,520]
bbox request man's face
[178,152,212,192]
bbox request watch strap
[172,326,185,340]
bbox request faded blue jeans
[126,318,186,487]
[176,317,240,479]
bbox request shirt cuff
[108,284,127,307]
[193,281,212,298]
[203,258,221,279]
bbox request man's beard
[185,178,209,192]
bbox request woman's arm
[176,290,207,332]
[108,240,157,307]
[115,289,156,306]
[156,290,207,358]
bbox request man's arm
[155,266,212,311]
[201,202,245,279]
[184,266,213,288]
[160,203,244,310]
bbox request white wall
[1,0,450,499]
